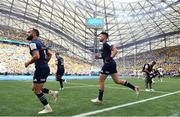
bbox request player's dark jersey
[145,64,153,72]
[143,63,154,76]
[100,41,117,75]
[100,41,115,64]
[57,56,64,69]
[56,56,65,76]
[29,39,48,68]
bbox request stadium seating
[0,42,92,75]
[117,46,180,76]
[0,39,179,76]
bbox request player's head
[98,32,109,42]
[26,28,39,41]
[55,52,60,58]
[151,61,156,66]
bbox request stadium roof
[0,0,179,63]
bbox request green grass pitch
[0,77,179,116]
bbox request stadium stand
[1,40,179,77]
[0,41,92,75]
[117,45,180,77]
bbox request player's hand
[105,57,113,64]
[95,53,101,59]
[25,62,29,68]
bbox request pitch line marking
[72,90,180,117]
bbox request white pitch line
[72,90,180,117]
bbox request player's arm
[111,45,118,58]
[46,49,52,63]
[25,50,40,67]
[144,69,150,74]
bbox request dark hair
[32,28,39,37]
[100,32,109,38]
[152,61,156,64]
[56,52,59,55]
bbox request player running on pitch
[25,28,58,114]
[91,32,140,104]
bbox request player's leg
[63,79,67,83]
[145,75,150,91]
[41,88,59,102]
[160,74,163,82]
[111,73,140,95]
[91,73,107,103]
[149,78,153,91]
[34,67,58,102]
[147,75,154,91]
[34,66,58,114]
[57,75,63,90]
[32,83,52,114]
[59,76,64,90]
[56,74,62,89]
[152,78,155,84]
[61,69,66,83]
[161,75,163,82]
[62,79,65,82]
[32,67,52,114]
[98,74,107,101]
[158,75,161,82]
[56,69,64,90]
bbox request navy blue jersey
[56,56,64,68]
[100,41,117,75]
[29,39,48,68]
[100,41,114,64]
[143,63,153,74]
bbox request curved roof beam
[117,30,180,49]
[0,8,90,50]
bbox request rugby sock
[59,79,63,88]
[124,81,135,90]
[42,88,49,94]
[36,93,48,106]
[98,89,104,101]
[149,83,152,89]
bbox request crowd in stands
[0,42,92,75]
[117,46,180,77]
[0,26,27,43]
[0,41,179,77]
[0,43,32,75]
[0,26,93,76]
